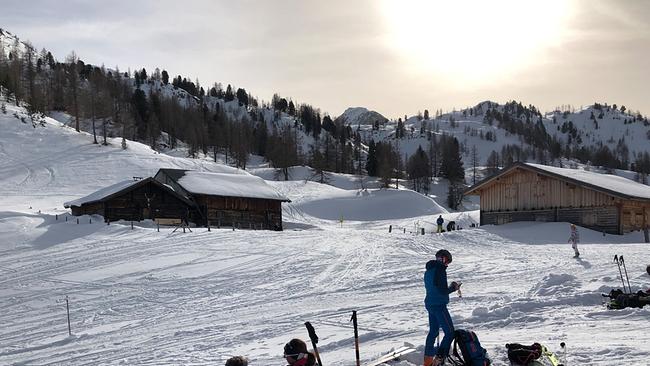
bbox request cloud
[1,0,648,117]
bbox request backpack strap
[447,334,467,366]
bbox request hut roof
[465,162,650,201]
[176,171,290,202]
[64,177,195,208]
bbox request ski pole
[350,311,360,366]
[305,322,324,366]
[618,256,632,293]
[614,255,626,292]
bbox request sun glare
[380,0,573,86]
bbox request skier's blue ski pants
[425,304,455,357]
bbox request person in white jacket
[568,224,580,258]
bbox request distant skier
[283,338,316,366]
[568,224,580,258]
[225,356,248,366]
[424,249,462,366]
[436,215,444,233]
[446,221,456,232]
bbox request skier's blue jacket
[424,259,456,306]
[436,217,444,225]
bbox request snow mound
[530,274,579,296]
[298,188,444,221]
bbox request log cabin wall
[194,195,284,230]
[104,183,194,223]
[70,181,195,223]
[71,202,103,216]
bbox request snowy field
[1,103,650,365]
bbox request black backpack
[505,343,542,365]
[448,329,491,366]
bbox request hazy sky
[1,0,648,119]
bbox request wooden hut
[153,169,291,230]
[64,177,198,223]
[464,162,650,240]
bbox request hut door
[143,208,151,219]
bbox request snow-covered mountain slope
[5,26,649,176]
[337,107,389,126]
[340,101,650,169]
[0,28,31,59]
[2,94,650,366]
[544,104,650,158]
[0,99,246,212]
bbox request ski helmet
[435,249,452,264]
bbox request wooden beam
[643,207,650,243]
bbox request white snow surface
[177,171,289,201]
[1,98,650,365]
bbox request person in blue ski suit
[424,249,461,366]
[436,215,444,233]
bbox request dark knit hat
[435,249,452,264]
[284,338,308,357]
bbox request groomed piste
[1,100,649,365]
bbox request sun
[379,0,573,86]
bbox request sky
[1,0,649,119]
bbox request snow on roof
[176,171,290,201]
[525,163,650,200]
[64,179,143,207]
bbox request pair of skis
[303,312,416,366]
[365,345,417,366]
[352,311,416,366]
[613,255,632,294]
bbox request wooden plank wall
[479,168,615,212]
[477,167,650,234]
[482,206,620,234]
[104,183,192,222]
[621,202,650,233]
[195,195,283,230]
[72,182,195,223]
[71,202,103,216]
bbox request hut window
[582,213,597,226]
[635,213,643,226]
